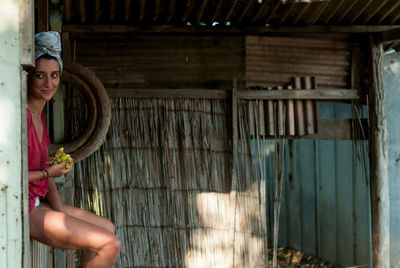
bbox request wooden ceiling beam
[238,0,256,24]
[349,0,374,24]
[139,0,147,23]
[323,0,344,24]
[78,0,87,23]
[335,0,359,24]
[167,0,177,22]
[293,3,311,24]
[109,0,117,22]
[376,1,400,24]
[279,3,295,23]
[181,0,196,23]
[124,0,132,22]
[153,0,163,22]
[390,6,400,24]
[196,0,210,23]
[94,0,101,22]
[62,24,400,34]
[265,1,281,23]
[361,0,390,24]
[308,1,330,24]
[225,0,240,24]
[251,0,274,24]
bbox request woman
[28,31,120,268]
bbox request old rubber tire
[49,61,111,162]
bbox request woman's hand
[47,161,73,178]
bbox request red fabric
[27,109,50,212]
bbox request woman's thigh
[40,202,116,234]
[63,204,116,234]
[29,206,116,251]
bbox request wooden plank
[298,139,317,256]
[353,141,371,266]
[107,89,230,99]
[369,36,390,268]
[20,71,30,268]
[335,105,354,266]
[286,140,302,251]
[107,88,359,100]
[316,103,337,261]
[0,5,25,265]
[278,142,287,246]
[19,0,34,67]
[238,89,359,100]
[231,79,238,266]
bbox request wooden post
[231,78,238,267]
[369,35,390,268]
[231,78,238,192]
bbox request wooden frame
[106,88,359,100]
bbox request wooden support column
[230,78,238,267]
[231,78,238,191]
[369,35,390,268]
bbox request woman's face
[28,58,60,102]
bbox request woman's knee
[100,234,121,258]
[104,220,116,234]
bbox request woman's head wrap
[34,31,63,73]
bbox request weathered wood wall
[246,35,353,89]
[69,33,244,90]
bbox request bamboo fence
[69,97,274,267]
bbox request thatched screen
[70,97,271,267]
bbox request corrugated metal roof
[61,0,400,27]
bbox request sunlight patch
[0,0,19,32]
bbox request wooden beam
[237,89,358,100]
[281,0,330,2]
[62,24,400,34]
[230,78,238,266]
[231,79,238,191]
[369,35,390,268]
[106,89,230,99]
[106,88,359,100]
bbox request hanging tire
[49,61,111,162]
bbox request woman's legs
[57,203,117,263]
[29,205,121,268]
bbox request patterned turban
[34,31,63,74]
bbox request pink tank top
[27,109,50,212]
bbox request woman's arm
[28,170,47,182]
[45,161,74,212]
[46,177,64,212]
[28,161,72,183]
